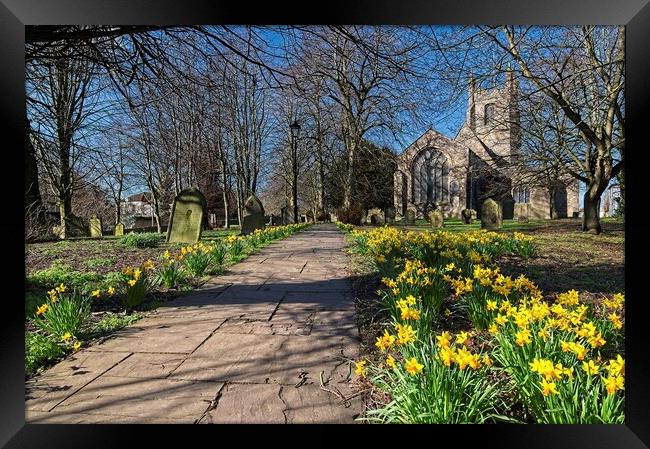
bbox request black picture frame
[2,0,648,446]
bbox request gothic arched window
[484,103,495,125]
[513,186,530,203]
[412,149,449,204]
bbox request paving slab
[25,224,361,424]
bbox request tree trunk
[25,119,44,217]
[58,193,73,238]
[549,188,558,219]
[582,188,602,234]
[221,176,230,229]
[343,138,356,208]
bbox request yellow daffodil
[355,360,367,377]
[386,355,396,368]
[107,286,116,295]
[91,289,101,298]
[61,332,72,342]
[73,341,82,351]
[404,357,424,376]
[36,303,49,316]
[540,378,558,396]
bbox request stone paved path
[26,224,361,424]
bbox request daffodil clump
[490,290,625,423]
[361,328,505,423]
[179,241,218,276]
[444,263,543,330]
[344,225,624,424]
[120,260,157,310]
[33,283,89,350]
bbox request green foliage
[155,260,188,289]
[84,257,116,268]
[84,312,143,339]
[27,265,103,292]
[363,340,510,423]
[25,291,42,318]
[120,232,163,248]
[25,332,65,376]
[33,290,91,339]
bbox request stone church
[394,72,579,220]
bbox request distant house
[120,192,158,229]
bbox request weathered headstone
[89,215,103,238]
[114,222,124,236]
[241,194,265,235]
[53,215,89,239]
[461,209,474,224]
[481,198,502,230]
[428,209,444,228]
[385,206,396,225]
[405,208,416,226]
[166,188,207,244]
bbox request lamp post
[289,120,300,224]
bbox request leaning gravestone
[241,193,265,235]
[461,209,474,224]
[166,188,207,244]
[405,208,416,226]
[114,222,125,236]
[89,215,103,238]
[481,199,502,230]
[428,209,444,228]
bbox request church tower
[459,71,521,165]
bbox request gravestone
[481,198,502,230]
[52,215,89,239]
[89,215,103,238]
[114,222,124,236]
[166,188,207,244]
[385,206,396,225]
[514,203,529,222]
[241,194,265,235]
[405,208,416,226]
[428,209,444,228]
[461,209,474,224]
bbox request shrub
[120,232,163,248]
[32,287,91,339]
[25,332,65,375]
[336,204,365,225]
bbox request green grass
[390,218,547,233]
[25,291,43,318]
[201,228,240,242]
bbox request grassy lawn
[358,217,624,295]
